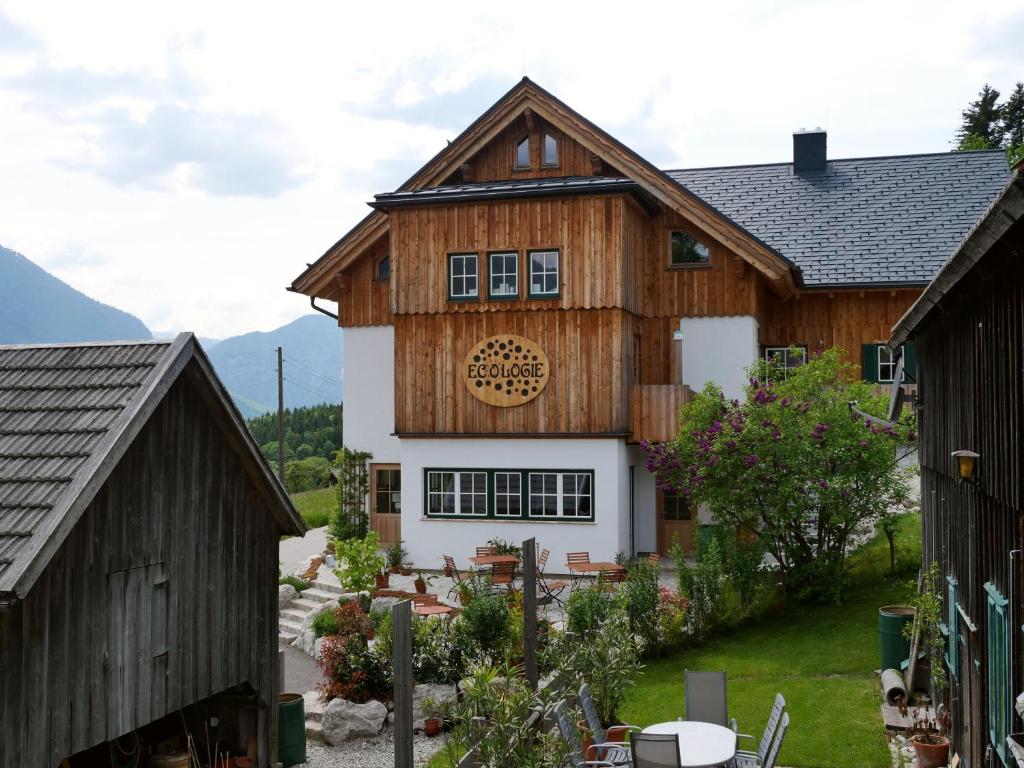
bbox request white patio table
[641,720,736,768]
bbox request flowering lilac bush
[645,348,914,602]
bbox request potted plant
[374,566,390,590]
[441,558,453,577]
[457,580,473,606]
[908,708,950,768]
[400,561,414,576]
[333,532,387,593]
[387,539,409,574]
[422,696,442,737]
[323,540,337,568]
[414,570,430,594]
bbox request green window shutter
[946,577,959,680]
[903,343,918,383]
[861,344,879,383]
[985,582,1010,763]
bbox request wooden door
[656,490,694,556]
[370,464,401,546]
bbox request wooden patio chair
[566,551,591,587]
[646,552,661,566]
[735,693,786,768]
[537,548,569,607]
[443,554,467,600]
[412,593,452,617]
[476,545,496,558]
[552,700,621,768]
[489,561,518,592]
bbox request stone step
[281,608,310,623]
[279,631,298,644]
[293,597,330,612]
[303,588,342,603]
[280,618,303,635]
[310,580,343,595]
[305,720,325,743]
[303,691,326,721]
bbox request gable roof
[890,169,1024,347]
[371,175,648,209]
[290,77,799,300]
[0,334,304,600]
[668,151,1009,288]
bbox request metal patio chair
[552,700,621,768]
[579,683,636,765]
[537,548,569,606]
[684,670,739,732]
[629,732,682,768]
[734,693,786,768]
[760,712,789,768]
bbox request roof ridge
[0,338,169,351]
[664,149,1007,174]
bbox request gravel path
[296,730,447,768]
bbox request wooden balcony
[628,384,693,444]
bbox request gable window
[764,346,807,372]
[448,253,478,300]
[528,250,560,298]
[542,132,559,166]
[489,252,519,298]
[375,255,390,281]
[985,582,1010,764]
[670,231,711,267]
[515,135,530,168]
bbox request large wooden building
[291,78,1008,566]
[0,335,305,767]
[890,169,1024,767]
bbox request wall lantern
[951,450,980,483]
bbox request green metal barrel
[278,693,306,767]
[879,605,915,671]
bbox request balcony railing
[628,384,693,444]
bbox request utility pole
[276,346,285,485]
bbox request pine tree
[1003,82,1024,150]
[957,84,1003,149]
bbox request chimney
[793,128,827,175]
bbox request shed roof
[0,334,304,599]
[667,150,1009,287]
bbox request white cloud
[0,0,1020,338]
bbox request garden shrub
[656,587,689,650]
[566,582,612,635]
[620,560,660,653]
[317,634,388,703]
[311,608,339,638]
[279,575,310,592]
[413,616,478,685]
[333,532,386,593]
[460,591,512,660]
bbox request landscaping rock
[412,683,457,730]
[279,584,298,608]
[369,596,402,613]
[292,628,317,657]
[321,698,388,744]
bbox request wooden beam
[523,106,535,131]
[393,601,413,768]
[522,538,538,691]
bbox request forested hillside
[248,402,342,492]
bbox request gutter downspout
[308,296,339,321]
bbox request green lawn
[290,487,335,528]
[620,513,921,768]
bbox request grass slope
[620,513,921,768]
[290,487,335,529]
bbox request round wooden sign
[464,334,549,407]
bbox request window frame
[374,254,390,282]
[985,581,1010,764]
[373,467,401,515]
[494,471,522,517]
[763,345,808,372]
[487,251,520,300]
[513,133,531,169]
[541,131,559,168]
[422,468,594,521]
[945,576,959,681]
[878,345,905,383]
[447,252,479,302]
[668,230,712,269]
[662,491,692,521]
[527,249,561,299]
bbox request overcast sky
[0,1,1021,339]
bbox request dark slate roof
[372,175,641,208]
[667,151,1010,287]
[0,335,304,598]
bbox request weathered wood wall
[915,216,1024,767]
[336,234,391,327]
[0,366,281,767]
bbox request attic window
[375,255,390,281]
[515,136,530,168]
[542,133,558,166]
[669,231,710,267]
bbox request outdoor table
[565,560,624,588]
[412,604,453,617]
[641,721,736,768]
[468,554,520,567]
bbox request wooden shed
[890,169,1024,767]
[0,334,306,767]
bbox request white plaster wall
[342,326,400,463]
[627,447,658,555]
[399,438,629,571]
[680,316,759,401]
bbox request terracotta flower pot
[375,573,389,589]
[414,579,427,594]
[400,567,413,576]
[424,718,441,737]
[912,735,950,768]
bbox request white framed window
[878,345,904,383]
[494,472,521,517]
[488,252,519,298]
[426,471,456,515]
[561,473,592,518]
[764,346,807,371]
[529,473,559,517]
[542,132,558,166]
[528,250,559,297]
[448,253,478,300]
[459,472,488,515]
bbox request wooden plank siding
[336,234,391,327]
[913,216,1024,767]
[628,385,694,443]
[0,368,281,768]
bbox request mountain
[206,314,342,418]
[0,245,150,343]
